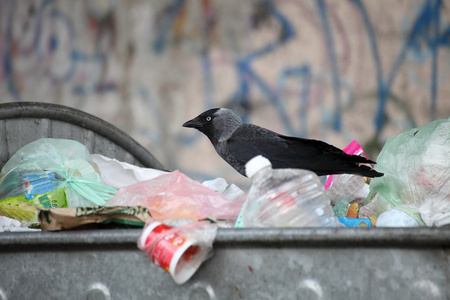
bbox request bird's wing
[227,125,376,175]
[227,125,318,166]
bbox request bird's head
[182,108,243,144]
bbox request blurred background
[1,0,449,188]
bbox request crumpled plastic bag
[202,177,244,201]
[363,117,450,226]
[0,138,117,207]
[93,154,244,201]
[106,170,244,221]
[375,205,424,227]
[325,140,371,204]
[91,154,168,189]
[0,215,41,232]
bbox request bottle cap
[245,155,272,178]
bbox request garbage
[0,188,68,223]
[236,155,341,227]
[138,219,217,284]
[91,154,168,190]
[0,138,117,207]
[332,196,350,218]
[375,206,424,227]
[93,154,244,201]
[0,215,41,232]
[419,196,450,227]
[202,177,245,201]
[326,140,371,204]
[337,217,372,227]
[0,169,60,200]
[333,199,377,227]
[39,206,152,231]
[1,118,448,289]
[363,117,450,226]
[346,202,360,218]
[106,170,243,222]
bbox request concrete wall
[1,0,449,187]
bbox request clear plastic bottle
[241,155,341,227]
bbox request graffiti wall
[1,0,449,186]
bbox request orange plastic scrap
[346,202,360,219]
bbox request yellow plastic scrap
[0,188,68,223]
[0,198,38,222]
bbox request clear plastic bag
[107,170,244,221]
[0,138,117,207]
[363,117,450,226]
[325,140,371,204]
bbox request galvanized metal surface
[1,228,449,300]
[0,103,448,299]
[0,102,164,170]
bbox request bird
[182,108,383,178]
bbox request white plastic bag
[364,117,450,226]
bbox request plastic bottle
[240,155,341,227]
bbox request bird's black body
[183,108,383,178]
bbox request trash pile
[330,117,450,228]
[1,117,449,284]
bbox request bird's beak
[182,117,203,128]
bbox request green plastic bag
[0,138,117,207]
[362,117,450,226]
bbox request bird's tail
[329,154,383,178]
[348,154,376,165]
[353,164,384,178]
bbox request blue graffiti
[47,8,77,85]
[227,0,295,131]
[152,0,185,53]
[229,0,449,134]
[2,0,449,130]
[277,65,311,137]
[2,0,117,99]
[351,0,449,126]
[316,0,342,131]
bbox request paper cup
[140,222,209,284]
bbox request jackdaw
[182,108,383,178]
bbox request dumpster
[0,102,449,299]
[1,228,449,299]
[0,102,164,170]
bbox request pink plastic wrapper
[106,170,244,221]
[325,140,371,190]
[138,220,217,284]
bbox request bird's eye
[205,116,212,122]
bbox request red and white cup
[139,221,209,284]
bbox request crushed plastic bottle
[240,155,341,227]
